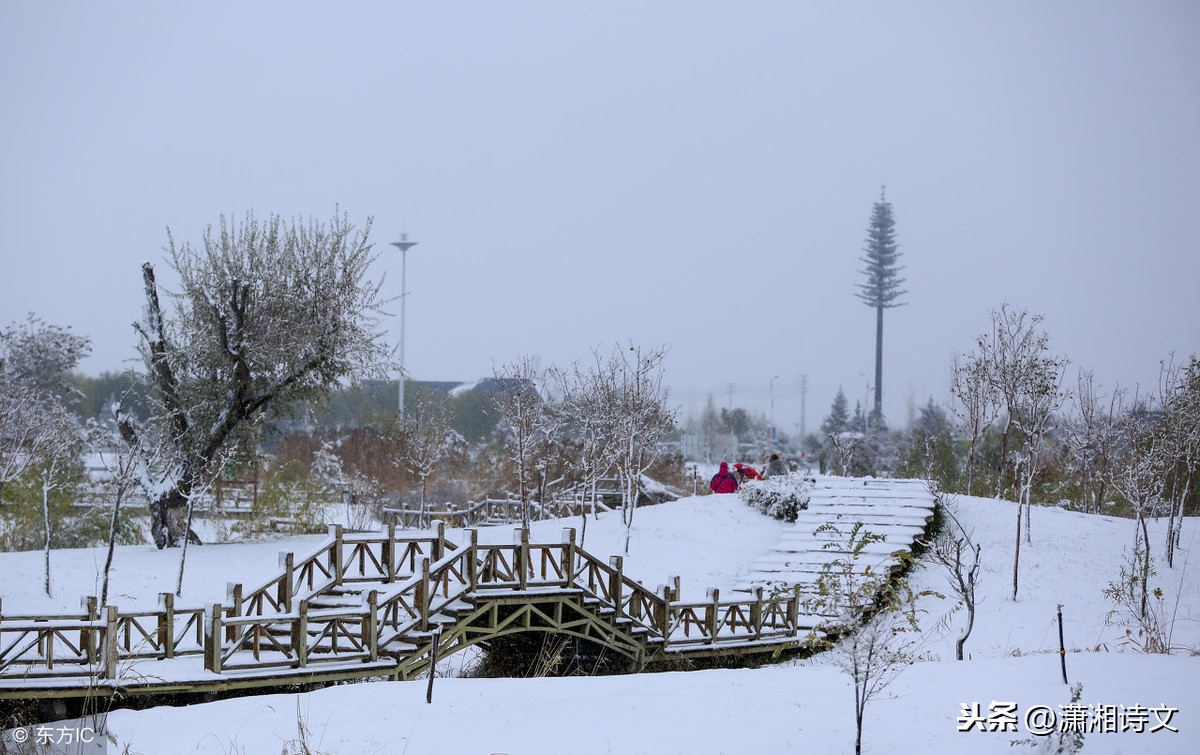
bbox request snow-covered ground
[3,480,1198,754]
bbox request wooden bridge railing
[236,523,451,617]
[384,494,617,530]
[1,523,820,689]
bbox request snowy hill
[2,482,1198,754]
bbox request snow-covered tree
[821,388,851,437]
[898,398,959,488]
[493,356,554,528]
[1061,369,1120,514]
[923,495,981,661]
[1158,355,1199,568]
[856,188,906,419]
[949,352,999,496]
[0,316,91,497]
[116,209,393,548]
[969,304,1068,600]
[397,390,454,518]
[818,388,855,475]
[804,521,933,755]
[607,343,675,554]
[96,441,141,606]
[1106,401,1169,620]
[0,316,92,591]
[550,352,620,545]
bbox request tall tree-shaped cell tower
[856,188,906,420]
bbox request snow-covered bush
[737,475,811,522]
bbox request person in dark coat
[709,462,739,494]
[765,453,788,477]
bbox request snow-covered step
[753,550,902,569]
[735,475,936,596]
[778,528,925,545]
[801,510,933,525]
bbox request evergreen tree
[856,188,906,418]
[851,401,866,436]
[898,397,960,489]
[821,388,851,436]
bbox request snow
[3,480,1199,754]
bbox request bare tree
[1061,369,1121,514]
[923,494,982,660]
[827,430,863,477]
[0,381,47,492]
[1106,399,1168,620]
[607,343,675,554]
[97,439,142,607]
[397,390,454,520]
[1158,356,1199,568]
[1012,349,1068,545]
[804,522,934,755]
[971,304,1067,600]
[1,316,91,497]
[493,356,554,529]
[550,352,620,547]
[1,316,90,592]
[38,411,81,596]
[116,210,393,548]
[948,352,998,496]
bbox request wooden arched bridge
[0,476,937,702]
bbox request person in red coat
[709,462,739,494]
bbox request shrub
[737,476,811,522]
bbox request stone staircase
[736,476,938,609]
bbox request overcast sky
[2,1,1197,435]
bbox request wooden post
[294,599,309,668]
[751,587,763,640]
[279,552,294,613]
[466,529,479,592]
[418,558,431,632]
[433,520,445,562]
[788,586,801,635]
[159,592,175,659]
[103,606,118,680]
[330,524,344,585]
[383,523,397,583]
[609,556,624,619]
[706,588,720,644]
[366,590,379,662]
[226,583,243,618]
[83,596,99,665]
[562,528,577,586]
[516,529,529,591]
[659,584,672,650]
[205,603,223,674]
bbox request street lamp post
[390,233,418,416]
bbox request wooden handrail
[0,518,858,687]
